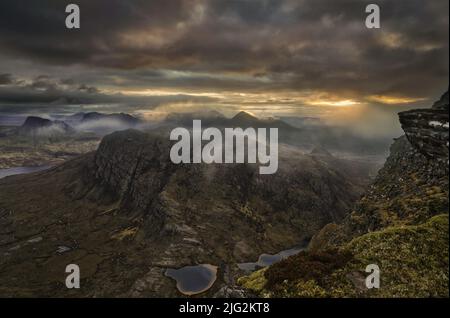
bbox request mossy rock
[237,268,269,296]
[342,214,449,297]
[238,215,449,298]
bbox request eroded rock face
[93,130,174,212]
[399,91,449,161]
[89,129,367,241]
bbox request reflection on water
[0,165,51,179]
[165,264,218,296]
[237,246,304,272]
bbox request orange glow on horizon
[368,95,426,104]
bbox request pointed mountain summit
[232,111,258,122]
[230,111,294,130]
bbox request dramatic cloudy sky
[0,0,448,128]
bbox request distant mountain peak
[232,111,258,122]
[21,116,52,128]
[81,112,141,125]
[19,116,74,136]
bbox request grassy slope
[238,134,449,298]
[239,214,449,297]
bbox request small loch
[0,165,51,179]
[165,264,218,296]
[237,246,305,272]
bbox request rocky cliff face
[311,91,449,239]
[399,91,449,160]
[84,129,366,239]
[93,130,174,213]
[240,91,449,297]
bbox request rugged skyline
[0,0,448,135]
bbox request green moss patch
[239,215,449,298]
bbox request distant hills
[7,109,393,156]
[230,111,294,130]
[14,112,143,138]
[18,116,74,137]
[160,110,391,155]
[65,112,142,133]
[76,112,142,126]
[165,110,296,130]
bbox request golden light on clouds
[119,88,368,110]
[118,86,427,119]
[120,88,226,99]
[378,32,443,52]
[306,99,362,107]
[119,29,179,49]
[379,32,404,49]
[368,95,426,104]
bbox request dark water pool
[237,246,305,272]
[0,165,51,179]
[165,264,218,296]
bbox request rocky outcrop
[93,130,173,210]
[91,130,175,233]
[432,91,449,110]
[399,91,449,161]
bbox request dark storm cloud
[0,0,194,66]
[0,75,99,104]
[0,74,216,114]
[0,74,15,85]
[0,0,448,104]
